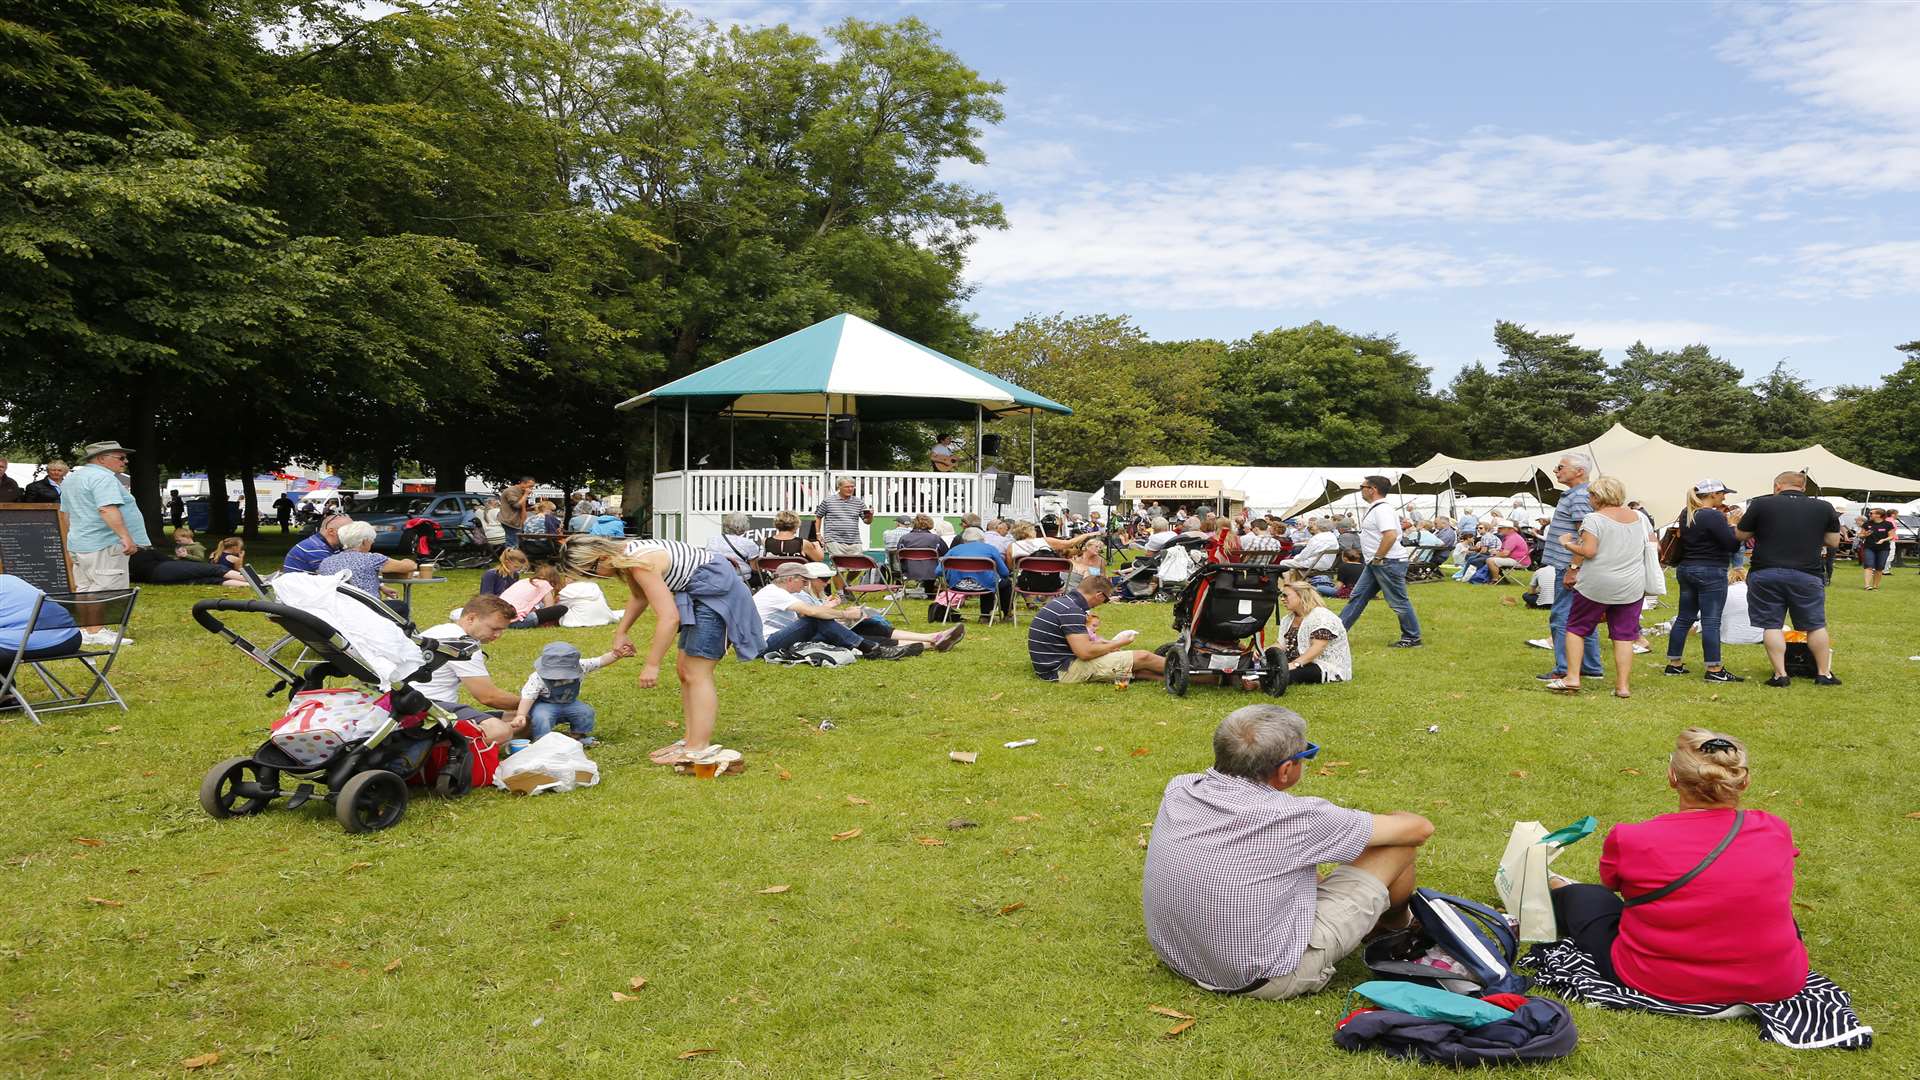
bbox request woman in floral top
[1276,573,1353,684]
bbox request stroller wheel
[336,770,408,833]
[433,743,474,798]
[1262,647,1289,697]
[1164,650,1190,697]
[200,756,278,819]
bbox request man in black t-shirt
[1735,471,1841,686]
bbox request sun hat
[534,641,585,681]
[801,561,836,579]
[1693,479,1736,495]
[80,440,132,460]
[772,562,808,580]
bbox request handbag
[1624,811,1744,907]
[1495,817,1597,943]
[1642,540,1668,596]
[1657,520,1683,567]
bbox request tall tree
[1824,342,1920,477]
[1486,321,1614,449]
[1214,322,1440,466]
[1611,341,1756,451]
[1745,362,1830,452]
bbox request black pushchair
[192,586,486,833]
[1113,534,1208,602]
[1159,560,1286,697]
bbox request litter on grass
[1004,738,1037,749]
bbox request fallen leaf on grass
[677,1049,718,1060]
[1620,768,1641,776]
[998,902,1026,916]
[1136,834,1147,849]
[846,795,870,806]
[757,885,791,894]
[915,837,946,847]
[1129,747,1149,757]
[345,861,372,873]
[1165,1018,1196,1037]
[1149,1006,1194,1020]
[775,764,792,781]
[1315,767,1335,777]
[988,692,1004,702]
[328,960,351,970]
[630,976,649,990]
[383,958,403,973]
[1011,815,1033,823]
[105,725,122,733]
[948,751,977,765]
[73,837,104,847]
[1906,811,1920,820]
[85,897,123,907]
[1508,770,1529,779]
[830,828,862,841]
[548,912,574,930]
[1792,901,1816,913]
[611,991,640,1002]
[181,1052,220,1069]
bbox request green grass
[3,549,1916,1077]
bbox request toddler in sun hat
[509,640,631,749]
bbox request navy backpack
[1363,888,1530,996]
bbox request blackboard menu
[0,504,74,593]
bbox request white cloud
[1790,241,1920,299]
[1523,321,1832,351]
[1328,113,1376,129]
[1719,4,1920,129]
[942,132,1085,187]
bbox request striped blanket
[1525,941,1872,1051]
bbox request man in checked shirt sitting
[1142,704,1434,1000]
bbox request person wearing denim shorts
[1665,480,1744,683]
[1736,472,1842,687]
[1858,509,1894,591]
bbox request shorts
[1565,592,1642,641]
[677,598,730,660]
[1057,651,1135,684]
[1746,567,1826,631]
[71,547,130,592]
[1247,867,1391,1000]
[1859,545,1889,571]
[824,541,866,558]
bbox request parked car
[352,492,492,554]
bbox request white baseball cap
[801,561,836,579]
[1693,479,1737,495]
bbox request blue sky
[693,2,1920,387]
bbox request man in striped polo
[813,478,872,558]
[1026,576,1165,684]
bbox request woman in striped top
[564,536,766,768]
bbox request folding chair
[754,555,804,578]
[896,547,943,600]
[832,553,907,624]
[934,555,1009,626]
[1009,555,1073,627]
[0,589,138,724]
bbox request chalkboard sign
[0,504,74,593]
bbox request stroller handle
[191,599,474,689]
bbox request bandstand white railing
[650,469,1035,543]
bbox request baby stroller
[192,579,492,833]
[1113,534,1208,602]
[1159,559,1286,697]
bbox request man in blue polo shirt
[1027,576,1166,684]
[281,514,350,575]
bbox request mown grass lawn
[3,547,1916,1078]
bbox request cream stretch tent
[1399,423,1920,525]
[1109,465,1398,517]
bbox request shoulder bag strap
[1623,810,1745,908]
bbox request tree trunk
[433,449,465,492]
[377,450,396,497]
[622,407,651,531]
[239,466,259,540]
[205,452,231,536]
[129,374,162,534]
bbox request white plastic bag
[492,732,601,795]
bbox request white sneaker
[1525,638,1552,650]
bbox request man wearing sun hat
[60,441,150,645]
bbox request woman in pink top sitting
[500,565,568,629]
[1549,727,1808,1004]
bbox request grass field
[3,546,1916,1078]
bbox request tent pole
[651,404,658,537]
[823,406,832,499]
[975,405,984,520]
[855,418,860,471]
[682,399,690,542]
[728,413,735,470]
[1028,407,1037,490]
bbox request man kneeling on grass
[1026,575,1165,684]
[1142,704,1433,999]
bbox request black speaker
[1104,480,1122,505]
[831,418,855,441]
[993,471,1015,504]
[980,433,1003,456]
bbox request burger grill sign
[1122,477,1224,500]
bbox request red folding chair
[1009,555,1073,627]
[831,553,906,623]
[934,555,1008,626]
[754,555,804,579]
[896,547,943,600]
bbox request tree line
[4,2,1914,523]
[971,317,1920,493]
[1,0,1002,534]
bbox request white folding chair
[0,589,138,724]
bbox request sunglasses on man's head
[1287,742,1320,764]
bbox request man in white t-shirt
[981,519,1014,557]
[1335,476,1422,648]
[1143,517,1179,552]
[411,595,524,738]
[755,563,952,658]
